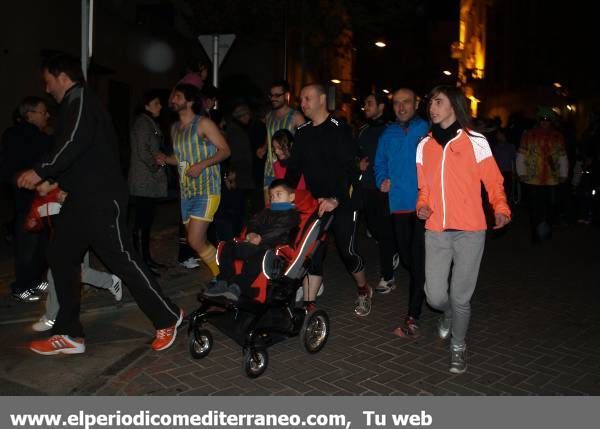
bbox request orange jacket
[416,129,511,232]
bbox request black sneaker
[13,289,40,302]
[34,281,49,293]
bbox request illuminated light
[566,105,573,111]
[552,107,561,115]
[330,79,341,84]
[375,41,387,48]
[553,82,562,88]
[443,70,452,76]
[382,89,390,94]
[568,104,577,113]
[360,107,365,111]
[592,189,596,196]
[351,97,357,101]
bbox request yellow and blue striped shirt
[171,115,221,199]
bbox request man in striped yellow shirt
[156,84,230,280]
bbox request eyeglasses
[269,92,285,98]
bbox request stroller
[187,192,333,378]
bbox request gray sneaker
[204,281,240,301]
[449,344,467,374]
[375,277,395,294]
[438,315,452,340]
[392,253,400,270]
[354,286,373,317]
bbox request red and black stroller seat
[215,190,332,304]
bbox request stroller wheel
[300,310,329,354]
[243,348,269,378]
[189,328,213,359]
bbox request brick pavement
[94,213,600,396]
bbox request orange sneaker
[151,308,184,351]
[30,335,85,355]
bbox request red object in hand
[24,187,63,232]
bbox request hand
[224,171,236,190]
[246,233,262,245]
[417,205,433,220]
[154,152,167,166]
[186,162,205,177]
[17,169,42,190]
[359,157,369,172]
[317,197,339,217]
[380,178,391,193]
[57,191,68,203]
[36,180,58,196]
[256,145,267,159]
[493,213,510,229]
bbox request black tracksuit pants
[309,203,364,277]
[393,212,426,320]
[361,188,397,281]
[48,195,179,338]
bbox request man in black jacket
[285,84,373,317]
[357,93,398,294]
[204,179,299,301]
[17,54,182,355]
[1,96,53,302]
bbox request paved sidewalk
[1,206,599,396]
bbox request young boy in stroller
[203,179,300,301]
[189,179,332,377]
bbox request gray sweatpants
[424,230,485,347]
[44,252,114,321]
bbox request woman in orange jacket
[416,85,510,374]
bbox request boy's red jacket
[416,129,511,232]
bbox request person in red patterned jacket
[516,107,568,242]
[416,85,510,374]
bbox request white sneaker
[109,275,122,301]
[180,257,200,269]
[374,277,396,294]
[295,281,325,302]
[32,316,54,332]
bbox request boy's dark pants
[219,241,267,295]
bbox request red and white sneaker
[30,335,85,355]
[151,308,184,351]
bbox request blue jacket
[374,117,429,212]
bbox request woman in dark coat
[128,90,168,274]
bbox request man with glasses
[257,80,304,203]
[1,97,53,302]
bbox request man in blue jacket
[374,88,428,338]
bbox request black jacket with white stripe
[285,116,359,206]
[34,84,127,200]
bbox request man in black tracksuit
[18,54,181,354]
[285,84,373,317]
[357,93,397,293]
